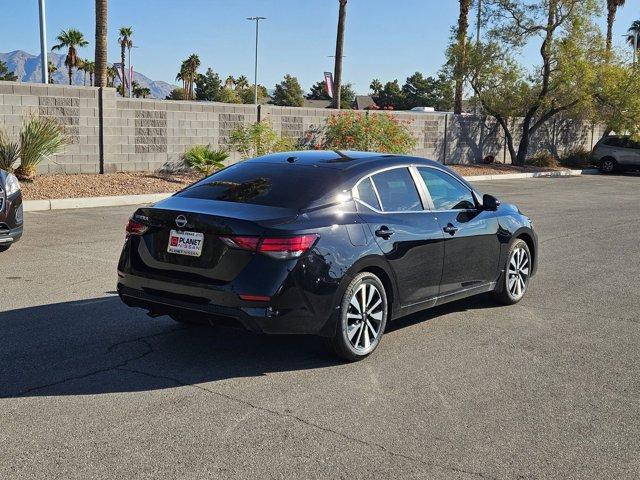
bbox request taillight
[219,234,318,260]
[125,218,148,237]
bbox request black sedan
[118,151,537,360]
[0,169,23,252]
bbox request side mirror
[482,194,501,211]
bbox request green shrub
[15,116,68,181]
[323,111,417,154]
[0,129,20,172]
[229,121,296,159]
[525,150,559,168]
[183,145,228,176]
[559,147,592,168]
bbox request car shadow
[1,294,496,399]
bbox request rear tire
[599,157,616,174]
[492,238,532,305]
[328,272,388,362]
[0,244,11,252]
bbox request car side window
[371,168,423,212]
[355,177,381,210]
[418,168,476,211]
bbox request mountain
[0,50,177,99]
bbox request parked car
[0,169,23,252]
[592,135,640,173]
[117,151,537,361]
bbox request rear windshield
[177,162,342,209]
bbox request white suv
[591,136,640,173]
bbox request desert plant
[183,145,228,176]
[229,121,296,159]
[0,130,20,172]
[15,117,68,181]
[559,147,592,168]
[525,151,559,169]
[323,111,416,153]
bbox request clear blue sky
[2,0,639,93]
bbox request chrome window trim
[352,165,428,214]
[414,165,480,213]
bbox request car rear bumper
[0,224,22,245]
[116,272,335,337]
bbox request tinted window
[603,137,626,147]
[178,162,341,209]
[371,168,422,212]
[356,177,381,210]
[418,168,476,210]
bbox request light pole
[38,0,48,84]
[247,16,266,105]
[623,32,638,66]
[128,45,138,98]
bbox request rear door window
[371,168,423,212]
[177,162,341,209]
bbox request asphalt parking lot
[1,174,639,479]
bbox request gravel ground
[19,165,575,201]
[20,172,202,200]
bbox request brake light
[259,235,318,259]
[238,294,271,302]
[125,218,148,237]
[219,234,318,260]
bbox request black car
[0,169,23,252]
[118,151,537,360]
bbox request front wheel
[492,239,532,305]
[328,272,388,361]
[599,157,616,174]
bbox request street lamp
[128,45,139,98]
[38,0,48,84]
[623,32,638,66]
[247,16,266,105]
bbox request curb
[465,168,599,182]
[23,193,172,212]
[22,169,600,213]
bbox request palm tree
[606,0,626,51]
[79,58,89,85]
[332,0,348,109]
[370,79,383,96]
[224,75,235,88]
[132,82,151,98]
[106,65,117,87]
[453,0,472,114]
[94,0,108,87]
[118,26,133,96]
[51,29,89,85]
[47,61,57,84]
[628,20,640,47]
[235,75,249,90]
[176,62,188,96]
[178,54,200,99]
[84,60,95,86]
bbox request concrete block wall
[0,82,100,174]
[0,81,604,174]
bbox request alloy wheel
[346,282,384,353]
[601,159,615,173]
[507,247,530,300]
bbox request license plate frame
[167,230,205,257]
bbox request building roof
[354,95,378,110]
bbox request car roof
[247,150,444,173]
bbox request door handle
[443,223,459,235]
[375,226,395,239]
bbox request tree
[239,85,268,104]
[106,65,117,87]
[307,80,355,108]
[94,0,108,87]
[132,81,150,98]
[79,58,88,85]
[332,0,348,108]
[166,88,186,100]
[459,0,605,165]
[606,0,626,51]
[177,54,200,100]
[453,0,472,114]
[218,87,242,104]
[118,26,133,96]
[84,60,95,86]
[235,75,250,89]
[369,79,383,96]
[195,68,223,101]
[224,75,235,88]
[271,74,304,106]
[375,80,404,109]
[52,29,89,85]
[628,20,640,49]
[402,72,454,111]
[0,60,17,81]
[47,61,57,83]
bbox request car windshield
[177,162,342,209]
